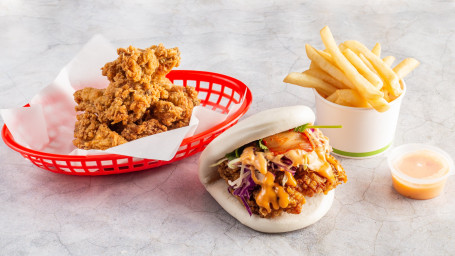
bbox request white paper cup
[314,82,405,159]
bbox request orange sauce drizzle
[253,172,290,212]
[285,171,297,187]
[238,129,337,214]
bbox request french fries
[320,26,389,112]
[344,40,402,97]
[305,44,355,89]
[383,56,396,67]
[342,48,383,89]
[326,91,338,102]
[283,26,420,112]
[329,89,370,108]
[283,72,337,97]
[371,43,381,56]
[393,58,420,79]
[359,53,378,76]
[317,49,334,62]
[303,68,346,89]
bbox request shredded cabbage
[227,168,256,216]
[228,164,247,189]
[210,157,228,167]
[227,158,242,169]
[282,174,288,186]
[270,161,296,175]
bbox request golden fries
[383,56,396,67]
[303,68,346,89]
[359,53,378,75]
[371,43,381,56]
[320,26,388,112]
[305,44,355,89]
[283,72,337,97]
[326,91,338,102]
[328,89,370,108]
[317,49,334,63]
[342,48,383,89]
[283,26,419,112]
[344,40,401,97]
[393,58,420,79]
[338,43,347,52]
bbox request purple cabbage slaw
[269,156,296,176]
[227,156,296,216]
[228,167,256,216]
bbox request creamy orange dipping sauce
[392,150,450,200]
[391,176,447,200]
[395,150,448,179]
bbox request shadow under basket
[1,70,252,176]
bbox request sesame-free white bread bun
[206,179,334,233]
[198,105,335,233]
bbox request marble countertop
[1,1,455,255]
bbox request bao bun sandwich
[198,105,347,233]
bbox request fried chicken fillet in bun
[198,105,347,233]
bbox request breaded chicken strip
[152,85,200,129]
[73,112,127,150]
[121,119,168,141]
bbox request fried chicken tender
[152,85,200,128]
[97,46,170,125]
[102,46,159,84]
[147,44,181,78]
[74,87,105,113]
[121,119,167,141]
[73,112,127,150]
[73,43,200,150]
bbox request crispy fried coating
[74,88,105,113]
[73,112,127,150]
[255,186,307,218]
[167,86,199,126]
[147,44,181,78]
[73,43,199,150]
[121,119,167,141]
[97,45,170,124]
[151,85,200,128]
[150,101,183,127]
[294,155,347,197]
[98,79,162,125]
[102,46,160,84]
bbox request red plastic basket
[1,70,252,176]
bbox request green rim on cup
[332,142,393,158]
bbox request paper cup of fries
[284,26,419,158]
[314,81,405,158]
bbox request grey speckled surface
[1,1,454,255]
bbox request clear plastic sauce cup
[387,143,454,200]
